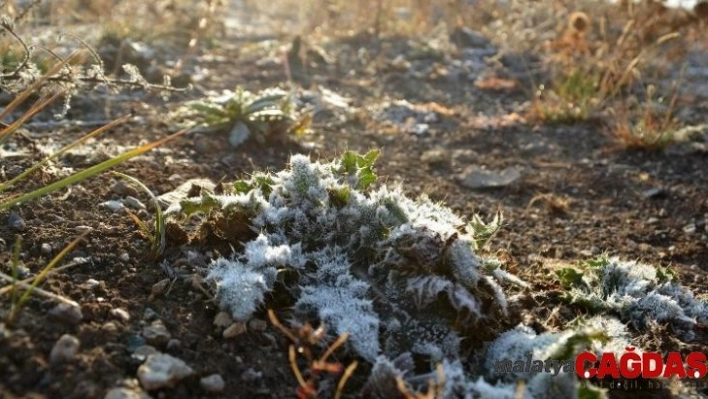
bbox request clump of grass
[112,172,166,259]
[520,2,694,132]
[605,81,682,151]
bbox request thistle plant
[164,151,519,365]
[183,85,310,147]
[556,256,708,341]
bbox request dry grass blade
[0,114,132,193]
[0,127,189,211]
[334,361,358,399]
[0,90,66,146]
[0,261,83,296]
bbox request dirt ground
[1,2,707,399]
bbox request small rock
[642,187,666,199]
[100,200,126,212]
[213,311,233,329]
[166,339,181,351]
[102,322,119,333]
[683,223,697,234]
[143,308,158,321]
[119,252,130,262]
[142,320,171,347]
[50,334,80,364]
[75,225,94,234]
[110,308,131,323]
[124,196,147,210]
[8,212,26,231]
[111,181,138,197]
[248,319,267,332]
[420,148,449,167]
[48,303,83,325]
[457,166,522,189]
[223,322,247,339]
[390,55,411,71]
[85,278,101,289]
[137,353,195,391]
[240,368,262,382]
[131,345,159,363]
[104,387,151,399]
[40,243,52,255]
[200,374,225,393]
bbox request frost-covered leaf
[228,121,251,148]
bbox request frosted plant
[165,151,521,368]
[557,256,708,340]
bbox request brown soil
[1,4,707,399]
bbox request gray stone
[457,166,522,189]
[48,303,83,325]
[137,353,194,391]
[103,387,151,399]
[8,212,26,231]
[50,334,80,364]
[124,196,147,210]
[40,243,52,255]
[142,320,171,347]
[110,308,131,323]
[200,374,225,393]
[100,200,125,212]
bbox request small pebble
[50,334,80,364]
[119,252,130,262]
[143,308,158,321]
[131,345,159,363]
[84,279,101,290]
[240,368,262,382]
[75,225,94,234]
[223,322,246,339]
[8,212,26,231]
[142,320,171,347]
[48,303,83,325]
[166,339,181,351]
[137,353,194,391]
[111,181,138,196]
[200,374,225,393]
[110,308,131,323]
[248,319,267,332]
[40,243,52,255]
[213,311,233,329]
[104,387,151,399]
[102,322,119,333]
[124,196,146,210]
[100,200,125,212]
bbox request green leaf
[338,150,380,190]
[188,101,227,118]
[234,180,253,194]
[178,193,221,216]
[556,268,585,289]
[253,174,274,198]
[328,186,350,208]
[245,93,288,114]
[467,211,503,251]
